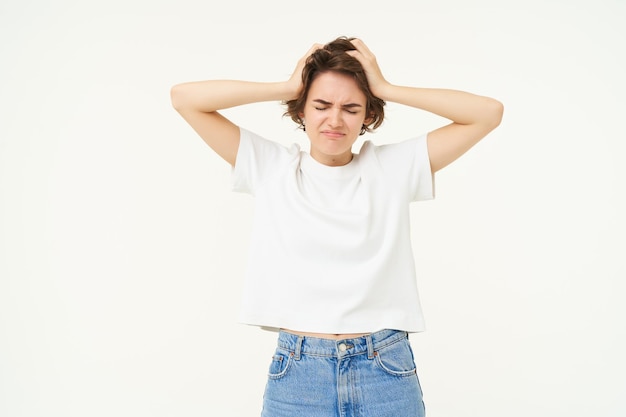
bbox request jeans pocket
[267,349,294,380]
[374,338,417,377]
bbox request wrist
[371,81,395,101]
[279,80,300,102]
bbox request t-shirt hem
[237,315,426,334]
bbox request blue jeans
[261,329,425,417]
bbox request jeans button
[338,343,347,352]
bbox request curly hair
[283,37,385,135]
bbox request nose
[327,107,343,127]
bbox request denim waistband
[276,329,408,359]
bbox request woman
[171,37,503,417]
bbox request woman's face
[301,71,371,166]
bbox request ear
[364,114,374,125]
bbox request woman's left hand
[347,39,391,98]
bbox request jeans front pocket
[267,349,294,380]
[374,338,417,377]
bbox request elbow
[486,98,504,130]
[170,83,186,112]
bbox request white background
[1,0,625,416]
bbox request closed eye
[314,107,358,115]
[312,99,363,114]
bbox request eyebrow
[312,99,363,109]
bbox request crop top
[231,127,434,333]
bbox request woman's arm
[170,81,291,166]
[379,86,503,173]
[348,39,503,173]
[170,45,321,166]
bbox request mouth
[321,130,345,139]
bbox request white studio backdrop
[1,0,624,416]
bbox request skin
[346,39,503,172]
[171,40,503,172]
[300,71,372,166]
[171,39,503,339]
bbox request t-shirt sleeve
[409,134,435,202]
[231,127,295,195]
[372,134,435,202]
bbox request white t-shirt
[232,128,434,333]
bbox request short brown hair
[284,37,385,134]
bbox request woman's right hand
[171,43,323,167]
[285,43,323,100]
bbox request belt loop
[366,334,374,359]
[294,336,303,360]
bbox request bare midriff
[282,328,371,340]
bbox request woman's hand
[345,38,503,174]
[285,43,323,100]
[346,39,391,98]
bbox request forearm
[170,80,295,113]
[377,84,503,127]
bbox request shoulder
[233,128,302,194]
[360,134,429,165]
[236,127,301,166]
[358,135,434,201]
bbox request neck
[311,151,354,167]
